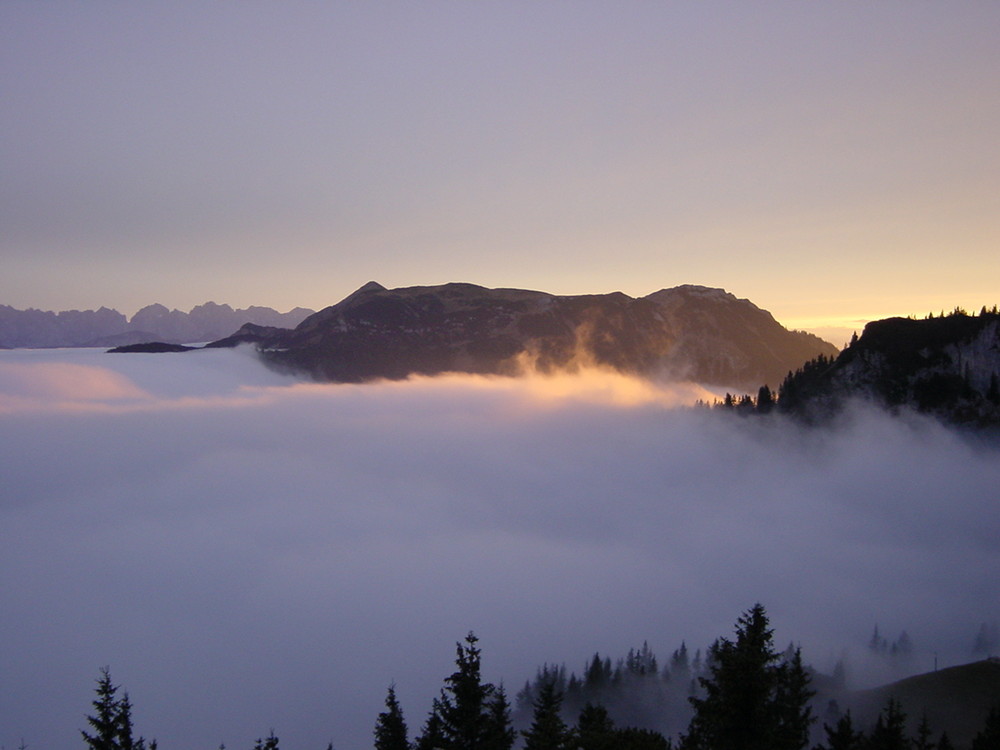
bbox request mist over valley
[1,344,997,748]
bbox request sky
[2,2,1000,347]
[1,347,999,748]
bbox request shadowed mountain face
[209,282,836,390]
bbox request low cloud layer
[1,348,997,749]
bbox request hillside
[837,658,1000,747]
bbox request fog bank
[1,348,997,749]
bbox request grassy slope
[840,658,1000,747]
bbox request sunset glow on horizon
[2,3,998,337]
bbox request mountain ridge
[0,302,314,348]
[207,281,837,391]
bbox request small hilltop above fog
[206,281,837,391]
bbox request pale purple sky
[3,2,999,345]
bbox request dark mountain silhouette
[0,305,129,348]
[778,307,1000,426]
[0,302,314,348]
[208,282,836,390]
[128,301,314,344]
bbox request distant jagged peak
[132,302,171,318]
[190,301,235,314]
[0,301,315,348]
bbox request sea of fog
[1,346,998,749]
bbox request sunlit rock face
[210,282,837,390]
[779,310,1000,425]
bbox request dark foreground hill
[207,281,836,391]
[0,302,314,348]
[835,658,1000,748]
[778,308,1000,426]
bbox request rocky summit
[208,282,836,391]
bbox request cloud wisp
[0,348,997,749]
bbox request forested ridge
[71,606,1000,750]
[711,307,1000,428]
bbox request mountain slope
[210,281,836,390]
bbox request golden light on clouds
[390,370,721,410]
[0,356,721,416]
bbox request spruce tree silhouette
[82,668,152,750]
[521,680,570,750]
[680,604,813,750]
[374,684,409,750]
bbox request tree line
[79,605,1000,750]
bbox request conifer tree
[573,704,617,750]
[425,632,512,750]
[374,684,410,750]
[681,604,813,750]
[251,731,279,750]
[116,693,147,750]
[414,709,445,750]
[482,684,515,750]
[913,713,934,750]
[583,655,611,693]
[774,647,814,750]
[756,385,774,414]
[438,633,493,749]
[668,643,690,685]
[82,668,148,750]
[866,699,908,750]
[819,711,864,750]
[522,680,570,750]
[82,668,122,750]
[971,704,1000,750]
